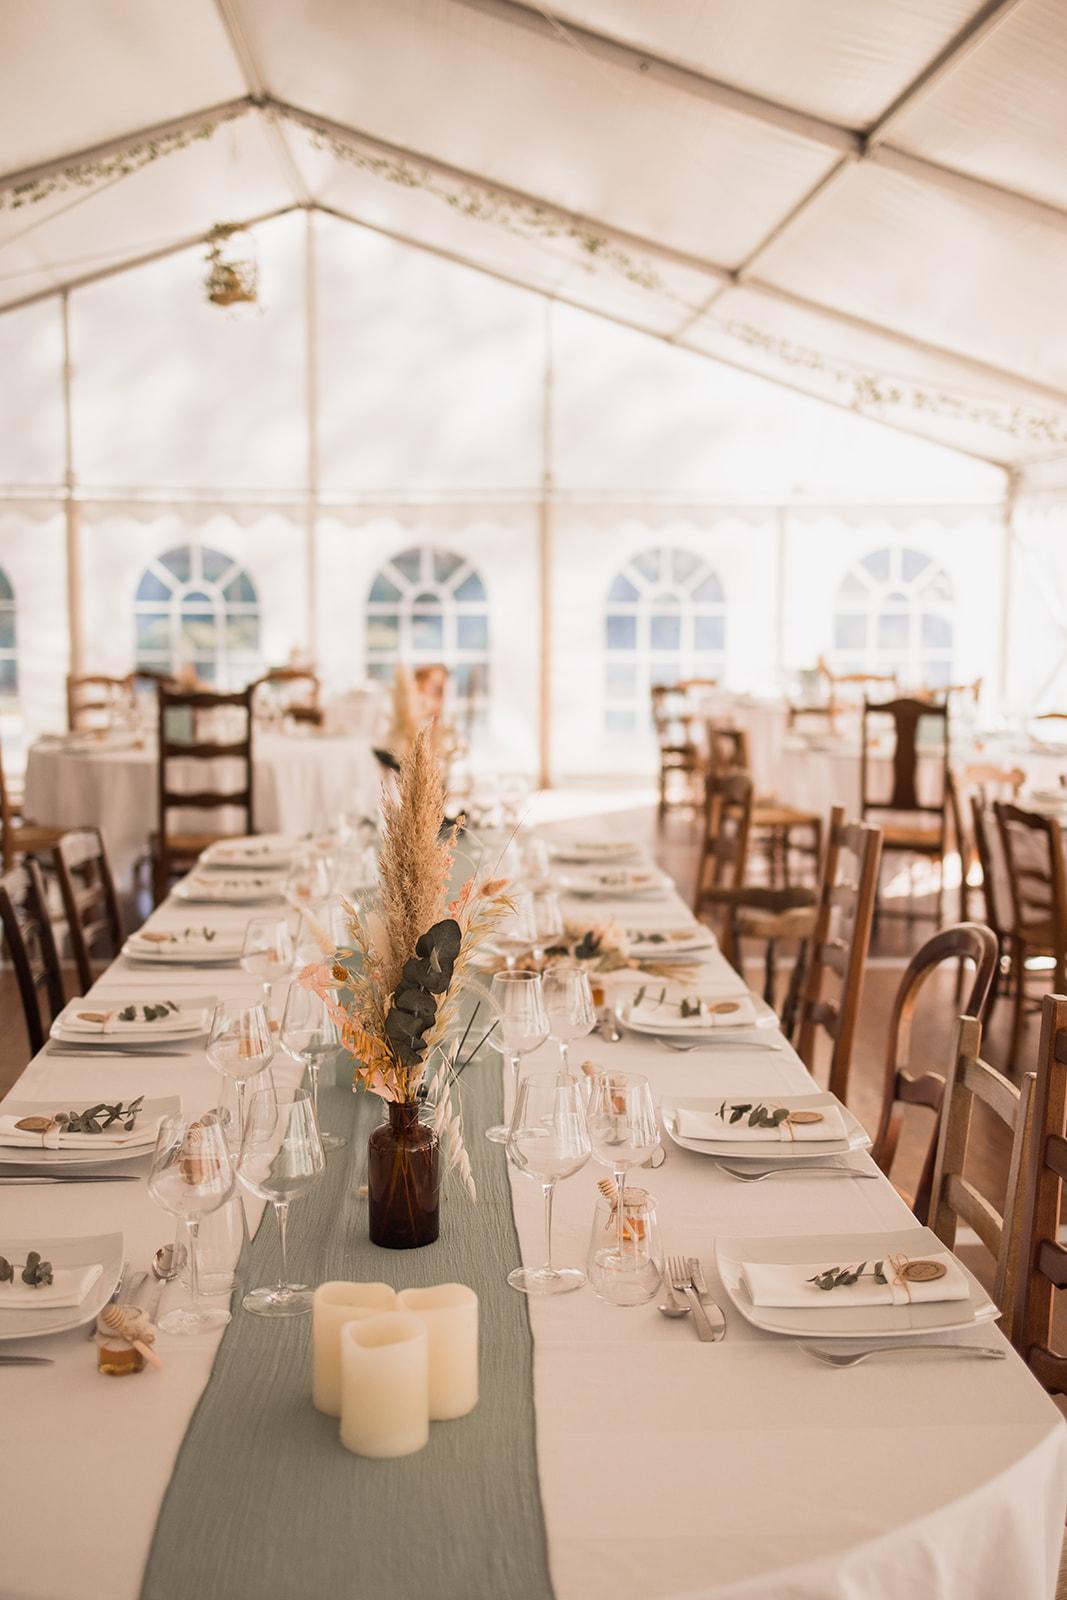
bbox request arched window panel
[365,545,490,721]
[831,545,955,689]
[0,566,17,698]
[133,542,261,686]
[603,545,727,734]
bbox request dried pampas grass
[377,726,454,995]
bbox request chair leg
[1008,937,1026,1069]
[763,939,777,1007]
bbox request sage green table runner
[140,1073,555,1600]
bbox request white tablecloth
[22,731,378,884]
[1,836,1065,1600]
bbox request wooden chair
[817,655,897,710]
[794,807,882,1102]
[927,1012,1035,1344]
[994,802,1067,1067]
[152,684,255,904]
[0,858,65,1054]
[651,685,706,817]
[413,663,450,720]
[1014,992,1067,1391]
[786,702,839,734]
[0,738,65,872]
[252,666,322,728]
[52,828,123,993]
[706,720,822,889]
[66,672,136,732]
[947,765,1024,1013]
[871,923,998,1224]
[693,770,752,966]
[861,696,950,925]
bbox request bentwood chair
[52,828,123,993]
[152,683,255,903]
[693,770,752,967]
[651,684,707,818]
[870,923,998,1225]
[1014,993,1067,1391]
[0,738,65,872]
[252,666,323,728]
[66,672,137,733]
[928,1012,1035,1345]
[994,802,1067,1067]
[0,858,65,1055]
[861,696,950,926]
[793,807,882,1103]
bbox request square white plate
[50,998,211,1044]
[0,1233,124,1341]
[174,874,285,904]
[121,932,241,966]
[546,840,641,864]
[623,927,717,961]
[199,833,298,871]
[661,1092,871,1161]
[716,1227,998,1340]
[556,868,670,898]
[620,993,759,1034]
[0,1096,180,1167]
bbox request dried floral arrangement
[300,728,512,1200]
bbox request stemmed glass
[587,1071,660,1271]
[280,982,347,1152]
[505,1069,591,1295]
[238,1086,325,1317]
[285,849,335,909]
[532,890,564,960]
[148,1114,236,1335]
[241,915,294,1004]
[485,970,549,1144]
[543,962,596,1070]
[495,890,538,970]
[206,999,274,1150]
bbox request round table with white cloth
[23,729,379,884]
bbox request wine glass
[505,1069,590,1295]
[586,1071,660,1271]
[148,1114,236,1335]
[532,890,564,960]
[238,1086,325,1317]
[495,889,538,970]
[542,961,596,1070]
[206,999,274,1150]
[241,915,294,1003]
[280,982,347,1152]
[519,835,551,891]
[484,970,549,1144]
[285,849,335,909]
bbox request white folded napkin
[0,1263,104,1310]
[61,1003,203,1035]
[629,992,758,1030]
[0,1115,161,1151]
[741,1250,969,1309]
[625,927,715,952]
[675,1101,847,1142]
[126,929,242,957]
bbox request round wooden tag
[900,1259,947,1283]
[786,1109,824,1125]
[14,1116,57,1133]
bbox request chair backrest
[786,702,838,734]
[157,683,255,856]
[861,695,949,819]
[928,1012,1035,1343]
[816,654,897,709]
[993,803,1067,983]
[67,672,135,732]
[0,735,16,872]
[794,806,882,1102]
[52,827,122,994]
[705,722,749,778]
[1014,993,1067,1391]
[413,663,449,719]
[253,667,322,726]
[871,923,999,1223]
[695,770,752,902]
[650,684,701,750]
[0,858,65,1054]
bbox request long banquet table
[2,827,1066,1599]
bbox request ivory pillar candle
[397,1284,479,1420]
[339,1312,429,1459]
[312,1281,396,1417]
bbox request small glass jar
[95,1303,155,1376]
[587,1186,663,1307]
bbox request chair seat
[155,830,242,860]
[880,821,944,852]
[10,821,67,853]
[752,803,821,831]
[736,904,816,941]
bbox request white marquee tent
[2,0,1067,777]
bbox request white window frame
[133,542,261,687]
[604,546,727,734]
[365,545,490,715]
[831,545,955,689]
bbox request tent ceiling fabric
[2,0,1066,471]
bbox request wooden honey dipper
[99,1303,164,1370]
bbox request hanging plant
[204,223,259,308]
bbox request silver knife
[688,1257,727,1341]
[0,1354,54,1365]
[0,1174,141,1184]
[45,1045,190,1059]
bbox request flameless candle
[312,1281,396,1417]
[339,1312,429,1459]
[396,1283,479,1420]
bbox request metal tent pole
[538,299,555,789]
[304,208,320,661]
[60,292,83,684]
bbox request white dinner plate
[0,1096,180,1167]
[620,992,759,1034]
[623,927,717,961]
[122,928,243,965]
[715,1227,998,1340]
[50,997,211,1044]
[556,867,670,898]
[199,834,298,871]
[0,1233,124,1342]
[174,874,286,904]
[661,1092,871,1161]
[546,839,641,864]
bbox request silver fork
[667,1256,718,1342]
[688,1257,726,1341]
[802,1342,1006,1368]
[657,1036,783,1053]
[717,1161,880,1183]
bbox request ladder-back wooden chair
[651,684,706,817]
[994,802,1067,1067]
[0,738,65,872]
[52,827,123,994]
[152,684,255,903]
[1014,993,1067,1390]
[0,858,65,1055]
[794,807,882,1103]
[693,770,752,967]
[817,655,897,711]
[706,721,822,889]
[252,666,323,728]
[927,1013,1035,1344]
[861,695,950,925]
[871,923,998,1224]
[67,672,137,733]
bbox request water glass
[543,961,596,1069]
[485,970,549,1143]
[240,915,294,999]
[587,1071,660,1270]
[506,1069,590,1295]
[587,1186,663,1306]
[286,849,335,909]
[238,1086,326,1317]
[495,889,538,969]
[280,982,347,1152]
[206,999,274,1149]
[532,890,564,957]
[148,1114,236,1335]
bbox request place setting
[554,863,672,899]
[660,1090,874,1183]
[121,924,246,966]
[173,871,288,906]
[0,1093,180,1185]
[612,975,780,1051]
[45,996,213,1059]
[197,833,299,872]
